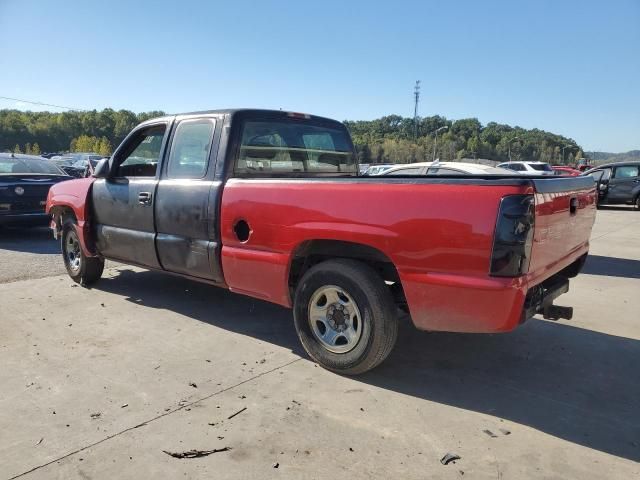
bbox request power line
[0,95,84,111]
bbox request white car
[381,162,514,176]
[497,161,554,175]
[364,164,395,175]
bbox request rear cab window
[234,116,356,176]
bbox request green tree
[31,143,41,155]
[24,143,32,154]
[97,137,112,156]
[13,144,22,154]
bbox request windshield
[0,157,66,175]
[528,163,553,172]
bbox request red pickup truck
[47,109,597,374]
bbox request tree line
[1,108,586,165]
[345,115,585,165]
[0,109,163,155]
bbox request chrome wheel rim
[65,231,82,274]
[308,285,362,354]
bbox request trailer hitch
[542,304,573,321]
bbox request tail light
[490,194,535,277]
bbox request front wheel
[61,221,104,286]
[293,259,398,375]
[635,196,640,211]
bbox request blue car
[0,153,72,227]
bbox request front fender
[47,178,96,256]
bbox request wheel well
[49,206,77,235]
[288,240,407,308]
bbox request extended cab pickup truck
[46,109,597,374]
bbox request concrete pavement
[0,208,638,479]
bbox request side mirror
[93,158,110,178]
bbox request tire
[635,196,640,211]
[61,220,104,286]
[293,259,398,375]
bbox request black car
[585,162,640,210]
[0,153,72,227]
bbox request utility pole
[431,126,448,161]
[413,80,420,140]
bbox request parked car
[65,157,105,178]
[381,162,514,176]
[585,162,640,209]
[47,109,596,374]
[0,153,71,227]
[363,164,395,175]
[41,152,64,159]
[552,166,582,176]
[57,153,104,177]
[497,161,555,175]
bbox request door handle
[138,192,152,205]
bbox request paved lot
[0,209,638,479]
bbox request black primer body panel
[92,177,161,268]
[155,179,223,281]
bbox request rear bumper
[401,250,587,333]
[0,212,50,226]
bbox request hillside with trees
[0,109,164,155]
[345,115,585,165]
[0,108,588,165]
[587,150,640,164]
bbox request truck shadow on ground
[0,226,59,254]
[582,255,640,279]
[96,268,640,463]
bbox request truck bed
[220,174,596,333]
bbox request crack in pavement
[7,357,302,480]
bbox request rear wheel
[61,220,104,286]
[635,196,640,211]
[293,259,398,375]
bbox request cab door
[154,115,224,282]
[92,121,170,268]
[607,165,640,203]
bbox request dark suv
[586,162,640,209]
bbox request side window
[387,167,422,175]
[427,167,464,175]
[167,119,215,179]
[613,166,639,179]
[115,125,166,177]
[590,170,604,182]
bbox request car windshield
[0,157,66,174]
[528,163,553,171]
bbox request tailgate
[528,176,597,279]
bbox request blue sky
[0,0,638,152]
